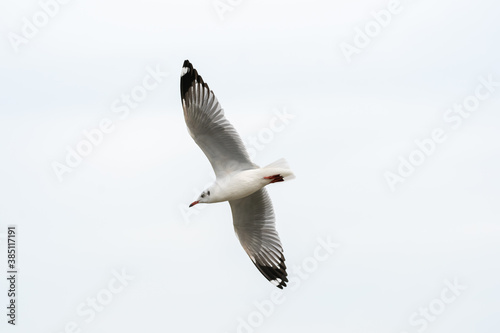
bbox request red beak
[189,200,199,208]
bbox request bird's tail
[263,158,295,181]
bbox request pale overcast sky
[1,0,499,332]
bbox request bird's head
[189,189,213,207]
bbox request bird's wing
[230,188,288,288]
[180,60,255,177]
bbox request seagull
[180,60,295,289]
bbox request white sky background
[0,0,499,332]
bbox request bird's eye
[207,191,210,196]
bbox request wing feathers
[230,189,288,288]
[180,60,288,288]
[180,60,255,177]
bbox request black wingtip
[254,254,288,289]
[257,263,288,289]
[180,60,207,100]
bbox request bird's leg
[264,174,284,184]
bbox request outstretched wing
[230,188,288,288]
[180,60,255,177]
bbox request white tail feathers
[264,158,290,169]
[264,158,296,181]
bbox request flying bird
[180,60,295,288]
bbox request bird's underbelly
[216,169,268,202]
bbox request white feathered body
[211,158,295,203]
